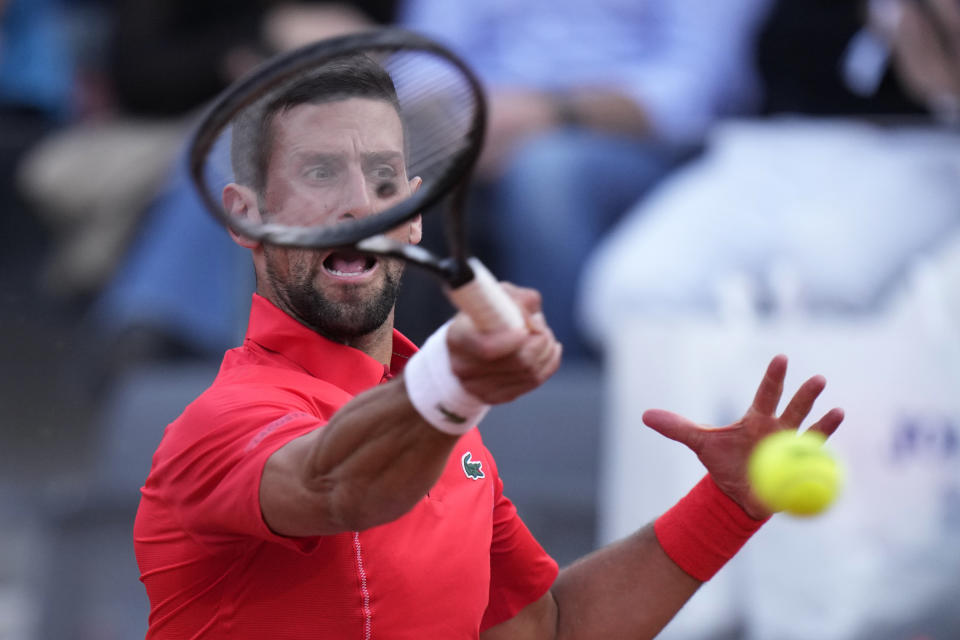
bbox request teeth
[323,255,376,277]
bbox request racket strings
[198,44,482,237]
[387,54,478,179]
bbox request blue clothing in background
[401,0,769,143]
[92,146,254,358]
[89,0,773,361]
[0,0,74,118]
[401,0,772,358]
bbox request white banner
[599,256,960,639]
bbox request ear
[406,176,424,245]
[408,214,423,245]
[222,183,262,249]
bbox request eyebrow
[292,150,405,167]
[362,151,404,166]
[293,152,345,168]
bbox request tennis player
[134,54,844,639]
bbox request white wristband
[404,321,490,435]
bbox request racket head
[187,28,486,251]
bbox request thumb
[448,312,528,359]
[642,409,702,448]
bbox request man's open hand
[642,354,845,519]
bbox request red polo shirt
[134,294,558,639]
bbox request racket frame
[187,28,487,254]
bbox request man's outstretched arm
[483,354,845,640]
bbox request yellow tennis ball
[748,430,842,516]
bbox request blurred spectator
[19,1,399,369]
[401,0,774,359]
[60,0,774,372]
[107,0,396,117]
[0,0,73,121]
[12,5,397,637]
[65,0,772,366]
[0,0,75,302]
[579,0,960,343]
[18,1,397,302]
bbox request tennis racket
[187,28,524,332]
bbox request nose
[337,167,374,221]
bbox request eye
[371,165,398,180]
[376,181,398,199]
[304,164,336,181]
[370,164,401,199]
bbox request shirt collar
[244,294,418,395]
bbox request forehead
[269,97,404,155]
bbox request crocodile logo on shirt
[461,451,485,480]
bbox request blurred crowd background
[1,0,958,638]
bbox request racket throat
[443,260,474,288]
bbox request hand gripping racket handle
[446,258,526,333]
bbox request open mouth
[322,250,378,277]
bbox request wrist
[404,321,490,436]
[654,475,769,582]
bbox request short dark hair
[231,53,402,193]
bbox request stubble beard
[266,253,403,344]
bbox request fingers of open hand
[768,370,843,443]
[805,407,846,440]
[762,364,843,439]
[751,354,788,416]
[778,374,827,429]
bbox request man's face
[233,97,421,341]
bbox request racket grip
[446,258,526,332]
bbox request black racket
[187,28,524,332]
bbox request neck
[258,284,398,367]
[335,308,396,366]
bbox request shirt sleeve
[150,385,342,554]
[480,457,560,631]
